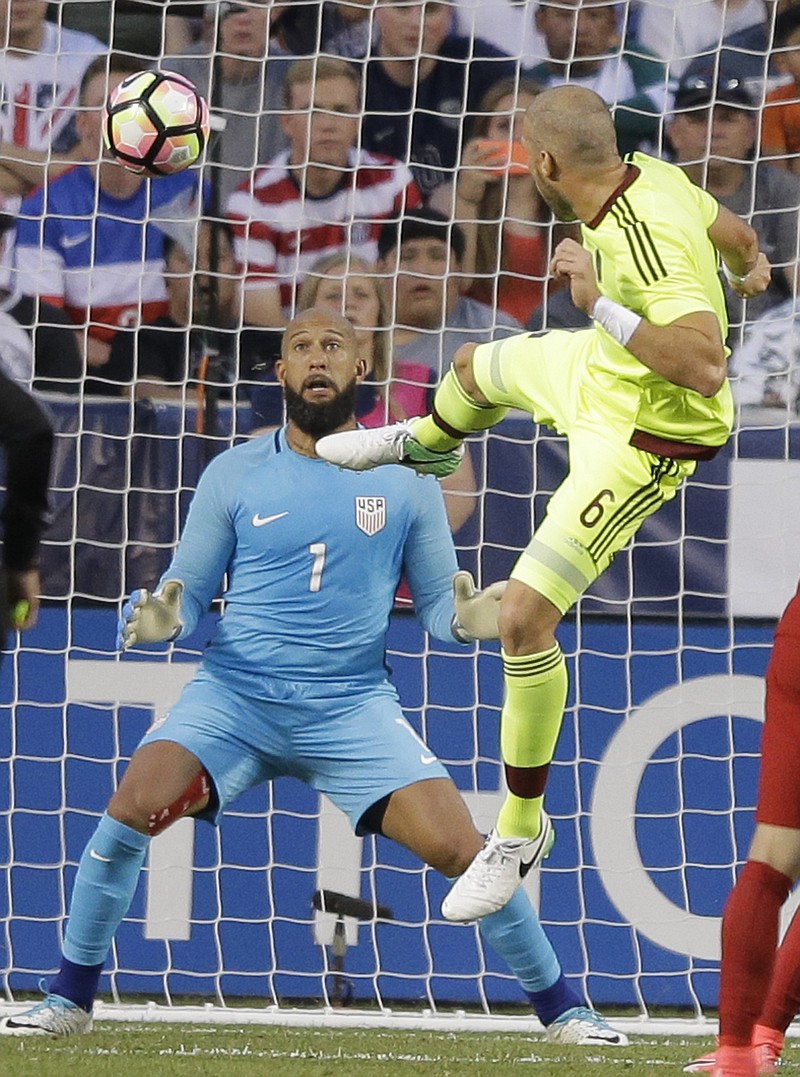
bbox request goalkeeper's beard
[284,377,358,437]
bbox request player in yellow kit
[317,84,772,922]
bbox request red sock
[760,902,800,1034]
[750,587,800,1037]
[719,860,792,1047]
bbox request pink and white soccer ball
[102,69,210,177]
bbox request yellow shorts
[472,330,696,613]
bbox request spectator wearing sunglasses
[668,73,800,338]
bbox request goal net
[1,0,799,1035]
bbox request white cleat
[316,422,464,478]
[0,994,93,1037]
[441,813,554,922]
[544,1006,629,1046]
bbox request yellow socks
[496,644,568,840]
[410,368,508,451]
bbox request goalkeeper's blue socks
[50,813,150,1009]
[49,956,104,1014]
[526,974,583,1027]
[478,887,582,1024]
[52,815,579,1023]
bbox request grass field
[0,1024,796,1077]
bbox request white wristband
[722,263,748,287]
[592,296,642,347]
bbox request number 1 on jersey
[308,542,327,592]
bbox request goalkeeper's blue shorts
[139,665,449,833]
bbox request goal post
[0,517,789,1027]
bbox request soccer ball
[102,69,210,177]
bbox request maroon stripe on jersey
[585,163,641,230]
[629,428,720,461]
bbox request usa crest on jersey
[355,496,386,536]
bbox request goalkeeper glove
[117,579,184,650]
[451,570,507,642]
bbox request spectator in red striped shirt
[226,56,423,330]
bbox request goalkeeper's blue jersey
[160,426,459,685]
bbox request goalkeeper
[2,308,626,1047]
[317,84,773,923]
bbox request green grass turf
[1,1024,796,1077]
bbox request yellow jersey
[580,151,733,447]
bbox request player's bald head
[524,85,619,171]
[281,307,358,358]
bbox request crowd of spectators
[4,0,800,569]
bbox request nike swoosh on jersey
[89,849,113,863]
[251,512,289,527]
[62,232,91,249]
[420,754,437,765]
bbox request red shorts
[756,582,800,828]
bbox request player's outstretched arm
[451,570,507,642]
[552,237,730,398]
[708,204,772,298]
[117,579,184,650]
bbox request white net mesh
[0,0,799,1033]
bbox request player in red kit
[686,582,800,1076]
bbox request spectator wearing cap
[668,72,800,335]
[523,0,669,156]
[762,6,800,174]
[227,55,423,329]
[377,208,521,379]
